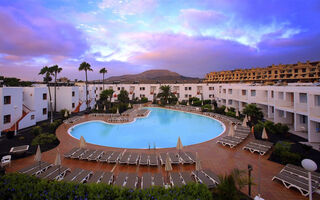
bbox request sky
[0,0,320,81]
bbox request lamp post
[301,159,317,200]
[14,106,17,136]
[50,100,53,123]
[248,164,253,197]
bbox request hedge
[0,173,213,200]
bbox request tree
[79,62,93,109]
[100,89,114,108]
[242,104,264,126]
[99,68,107,91]
[50,65,62,112]
[157,85,174,104]
[39,66,53,123]
[117,89,129,104]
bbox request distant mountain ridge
[104,70,200,83]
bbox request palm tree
[242,104,264,126]
[100,89,114,108]
[50,65,62,112]
[99,68,107,91]
[78,62,93,109]
[157,85,174,104]
[39,66,54,123]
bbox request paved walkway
[6,113,314,200]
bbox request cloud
[0,6,88,57]
[98,0,157,16]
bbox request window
[189,87,191,90]
[100,87,102,90]
[185,94,188,98]
[209,87,214,90]
[31,115,35,120]
[242,90,246,95]
[118,87,120,91]
[228,100,232,105]
[72,103,75,108]
[42,93,47,100]
[185,87,188,91]
[315,95,320,107]
[251,90,256,96]
[140,87,145,91]
[140,94,145,98]
[279,92,284,100]
[299,93,307,103]
[223,89,226,93]
[300,115,306,124]
[228,89,232,94]
[279,110,284,117]
[72,91,75,97]
[43,108,47,115]
[209,94,214,98]
[271,91,274,98]
[4,115,11,124]
[4,96,11,104]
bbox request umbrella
[34,145,42,170]
[79,136,86,149]
[69,110,72,115]
[167,100,169,104]
[176,101,179,105]
[176,137,183,154]
[261,127,268,140]
[211,104,215,110]
[116,107,119,114]
[195,152,202,177]
[95,104,98,110]
[128,103,131,108]
[191,101,194,105]
[104,105,106,111]
[224,107,228,113]
[187,101,189,106]
[242,115,248,127]
[201,101,204,106]
[64,110,68,118]
[235,110,239,117]
[228,123,235,137]
[54,149,61,175]
[165,154,173,184]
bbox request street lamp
[50,100,53,123]
[248,164,253,197]
[301,159,317,200]
[14,106,17,136]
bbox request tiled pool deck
[6,112,316,200]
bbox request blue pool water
[69,107,225,149]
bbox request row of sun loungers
[19,161,219,189]
[243,140,274,155]
[216,126,251,148]
[63,116,83,124]
[89,113,121,117]
[107,117,130,123]
[272,164,320,196]
[136,109,150,117]
[64,148,196,166]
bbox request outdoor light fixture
[248,164,253,197]
[301,159,317,200]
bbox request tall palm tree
[39,66,54,123]
[79,62,93,109]
[99,68,107,91]
[50,65,62,112]
[157,85,174,104]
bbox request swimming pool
[68,107,225,149]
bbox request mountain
[103,70,200,83]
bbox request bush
[203,99,211,105]
[254,121,289,138]
[5,131,15,139]
[273,141,301,165]
[31,126,42,136]
[31,133,57,146]
[48,119,62,133]
[202,104,212,112]
[225,111,236,118]
[0,173,213,200]
[214,105,226,114]
[117,103,128,113]
[60,109,69,118]
[140,97,148,103]
[192,100,202,107]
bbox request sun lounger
[70,148,87,159]
[80,149,96,160]
[88,150,104,161]
[37,165,59,178]
[185,152,196,162]
[149,154,158,166]
[119,152,131,164]
[159,153,167,165]
[170,172,184,187]
[180,172,194,184]
[203,169,220,184]
[125,172,138,189]
[46,166,70,181]
[114,172,127,187]
[128,153,139,165]
[283,164,320,183]
[99,171,114,184]
[243,142,272,155]
[10,145,29,154]
[86,171,105,184]
[272,170,319,196]
[72,169,92,183]
[217,138,241,148]
[141,173,152,189]
[63,168,83,182]
[153,173,164,187]
[192,171,216,189]
[168,152,180,164]
[64,148,80,158]
[99,151,114,162]
[250,140,273,148]
[179,152,194,164]
[139,153,149,165]
[24,162,52,176]
[18,161,47,174]
[108,151,122,164]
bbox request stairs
[73,101,82,113]
[3,105,30,132]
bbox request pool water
[69,107,224,149]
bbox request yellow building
[205,61,320,83]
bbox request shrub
[214,105,226,114]
[0,173,213,200]
[202,104,212,112]
[254,120,289,138]
[226,111,236,118]
[31,133,57,146]
[48,119,62,133]
[31,126,42,136]
[273,141,301,165]
[117,103,128,113]
[275,123,289,136]
[192,100,202,107]
[5,131,15,139]
[60,109,69,118]
[203,99,211,105]
[140,97,148,103]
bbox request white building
[50,86,79,113]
